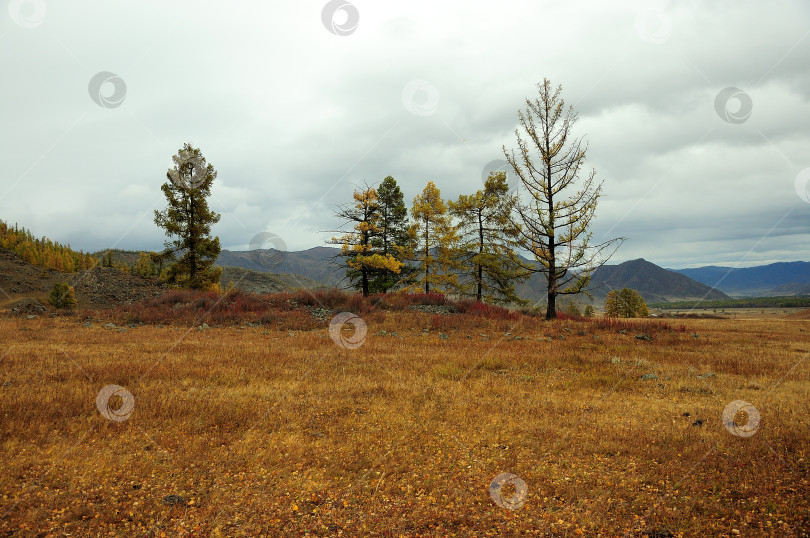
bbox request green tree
[132,252,159,277]
[49,282,77,309]
[153,143,222,290]
[505,79,621,320]
[370,176,412,293]
[409,181,460,294]
[565,301,582,317]
[604,288,649,318]
[329,185,403,297]
[584,304,595,317]
[449,172,528,304]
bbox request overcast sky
[1,0,808,269]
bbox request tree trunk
[545,127,556,321]
[477,209,483,302]
[546,291,557,320]
[424,220,430,294]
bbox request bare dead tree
[504,79,622,319]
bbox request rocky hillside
[0,248,165,310]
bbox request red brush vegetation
[91,287,685,341]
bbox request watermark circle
[96,384,135,422]
[88,71,127,109]
[635,8,672,45]
[794,168,810,204]
[321,0,359,36]
[247,232,288,270]
[714,87,752,124]
[402,80,440,117]
[481,159,518,193]
[722,400,760,437]
[329,312,367,349]
[169,153,207,190]
[488,472,527,510]
[8,0,46,28]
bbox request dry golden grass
[0,312,808,536]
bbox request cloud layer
[1,0,808,268]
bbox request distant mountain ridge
[588,259,729,303]
[671,261,810,297]
[217,248,730,304]
[216,247,345,287]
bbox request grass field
[1,307,808,536]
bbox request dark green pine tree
[370,175,413,293]
[449,172,528,304]
[153,143,222,290]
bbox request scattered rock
[577,331,587,336]
[2,381,12,387]
[25,315,37,320]
[310,307,333,321]
[118,328,127,333]
[409,304,458,315]
[610,357,621,364]
[642,529,674,538]
[439,333,449,340]
[691,419,704,427]
[104,323,117,329]
[635,334,652,341]
[6,297,46,315]
[691,333,700,338]
[83,322,93,328]
[682,412,691,417]
[375,330,387,336]
[198,323,210,330]
[641,373,658,381]
[161,494,186,506]
[697,372,716,379]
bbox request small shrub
[433,362,465,380]
[49,282,77,309]
[476,356,507,371]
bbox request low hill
[216,247,345,287]
[220,266,323,294]
[672,261,810,297]
[587,259,730,304]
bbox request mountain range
[214,248,740,304]
[671,262,810,297]
[88,246,810,304]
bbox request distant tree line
[650,296,810,309]
[0,219,96,272]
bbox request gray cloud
[1,0,808,270]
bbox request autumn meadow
[1,291,808,537]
